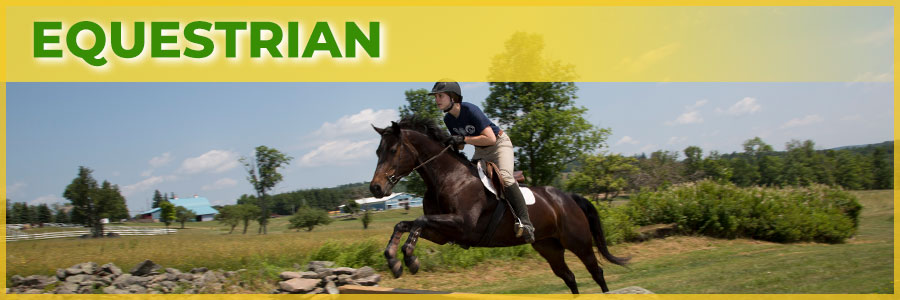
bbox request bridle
[385,132,453,185]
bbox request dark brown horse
[369,116,628,294]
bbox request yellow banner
[5,5,893,82]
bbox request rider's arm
[464,126,497,147]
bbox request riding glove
[445,135,466,147]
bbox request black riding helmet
[427,81,463,102]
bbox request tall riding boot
[504,185,535,243]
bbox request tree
[782,140,817,186]
[215,205,241,234]
[159,201,176,231]
[682,146,705,181]
[871,147,893,189]
[288,206,333,231]
[565,153,638,204]
[344,200,360,217]
[631,150,685,190]
[237,204,261,234]
[53,206,70,224]
[63,166,113,237]
[241,146,293,235]
[484,33,608,186]
[11,202,31,224]
[702,151,732,183]
[36,204,53,224]
[361,208,372,229]
[99,181,130,221]
[175,206,197,229]
[5,199,11,224]
[398,88,444,196]
[152,190,166,208]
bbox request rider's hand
[445,135,466,147]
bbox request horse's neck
[406,133,472,190]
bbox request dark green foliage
[266,182,371,215]
[175,206,197,229]
[288,206,333,231]
[36,204,53,224]
[10,202,32,224]
[152,190,166,209]
[241,145,293,234]
[361,209,372,229]
[626,180,861,243]
[63,167,128,237]
[53,206,70,224]
[159,201,176,229]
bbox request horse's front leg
[385,221,413,278]
[401,214,466,275]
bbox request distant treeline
[624,139,893,192]
[235,182,387,215]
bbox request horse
[369,116,628,294]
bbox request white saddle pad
[477,162,535,205]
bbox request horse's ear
[372,124,386,135]
[390,121,401,134]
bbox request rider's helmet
[427,80,463,103]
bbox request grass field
[5,190,893,293]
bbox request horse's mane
[394,115,477,171]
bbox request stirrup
[515,222,535,243]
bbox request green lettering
[214,22,247,58]
[66,21,107,67]
[288,22,299,58]
[184,21,214,58]
[111,22,144,59]
[151,22,179,58]
[345,22,379,58]
[302,22,341,58]
[250,22,283,58]
[34,22,63,58]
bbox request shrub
[288,207,333,232]
[626,180,861,243]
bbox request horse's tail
[571,193,630,266]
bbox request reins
[386,141,453,185]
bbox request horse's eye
[390,146,397,154]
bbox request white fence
[6,226,177,242]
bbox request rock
[307,287,324,294]
[279,278,319,293]
[77,285,93,294]
[165,273,178,281]
[160,281,177,291]
[332,267,355,275]
[324,281,339,294]
[130,260,162,276]
[307,261,335,271]
[314,268,333,278]
[97,275,114,286]
[65,274,90,284]
[80,262,99,275]
[353,266,376,279]
[127,284,147,294]
[224,271,237,278]
[336,274,353,285]
[103,286,124,294]
[177,273,194,281]
[21,275,55,288]
[56,283,80,294]
[126,275,150,286]
[354,274,381,286]
[151,274,168,283]
[56,268,67,280]
[165,268,182,275]
[112,274,132,288]
[279,272,302,280]
[324,275,337,282]
[65,266,84,276]
[101,263,123,276]
[200,271,220,284]
[301,271,321,279]
[23,289,44,294]
[190,267,208,274]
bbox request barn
[139,195,219,222]
[339,193,423,213]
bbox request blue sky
[6,82,893,214]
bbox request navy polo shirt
[444,102,501,137]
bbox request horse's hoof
[388,258,403,278]
[404,255,420,275]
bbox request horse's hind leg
[532,239,579,294]
[385,221,413,278]
[573,246,610,292]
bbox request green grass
[6,190,893,294]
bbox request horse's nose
[370,183,383,198]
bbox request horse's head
[370,121,419,198]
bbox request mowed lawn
[6,190,894,293]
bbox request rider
[429,80,535,243]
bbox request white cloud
[687,99,708,110]
[299,139,378,167]
[717,97,761,116]
[202,178,238,191]
[121,175,176,197]
[30,194,64,206]
[615,136,640,146]
[7,182,26,197]
[855,19,893,45]
[781,114,824,129]
[141,170,154,177]
[179,150,240,174]
[666,111,703,126]
[667,136,688,145]
[312,109,398,137]
[149,152,173,168]
[849,72,893,83]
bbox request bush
[626,180,861,243]
[288,207,333,231]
